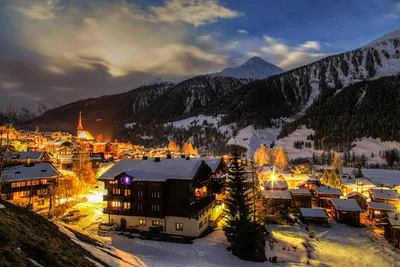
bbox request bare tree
[0,124,13,200]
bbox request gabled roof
[280,173,311,181]
[315,186,342,196]
[77,131,94,141]
[387,212,400,228]
[290,189,312,196]
[341,178,376,188]
[370,188,400,201]
[264,180,288,189]
[202,158,224,173]
[367,202,396,211]
[98,158,207,181]
[7,152,46,161]
[330,199,363,212]
[300,208,328,218]
[262,190,292,199]
[1,163,62,182]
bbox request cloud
[0,81,22,90]
[237,29,248,34]
[246,52,261,57]
[260,35,326,69]
[4,0,238,79]
[149,0,242,26]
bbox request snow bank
[351,138,400,164]
[343,167,400,187]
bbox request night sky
[0,0,399,109]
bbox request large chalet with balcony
[98,157,227,237]
[0,162,62,210]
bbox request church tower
[77,111,83,137]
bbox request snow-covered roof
[1,163,62,182]
[370,188,400,201]
[315,186,342,196]
[387,212,400,228]
[300,208,328,218]
[7,151,46,160]
[280,173,310,181]
[98,158,206,181]
[202,158,223,173]
[341,178,376,188]
[330,199,363,212]
[290,189,312,196]
[347,192,364,198]
[77,130,94,141]
[367,202,396,211]
[264,180,288,189]
[262,190,292,199]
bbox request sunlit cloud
[198,35,213,41]
[237,29,248,34]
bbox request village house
[262,190,292,214]
[280,173,311,189]
[0,161,62,210]
[98,158,225,237]
[264,179,288,190]
[340,177,376,197]
[367,202,396,222]
[330,198,363,226]
[369,188,400,207]
[347,191,368,210]
[314,186,343,208]
[384,212,400,248]
[299,208,329,225]
[6,151,50,163]
[290,189,312,209]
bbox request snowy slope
[343,167,400,187]
[209,57,284,80]
[365,29,400,47]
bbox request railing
[103,194,130,201]
[190,195,216,219]
[103,208,131,215]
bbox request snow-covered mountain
[209,57,284,79]
[365,29,400,47]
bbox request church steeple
[77,111,83,137]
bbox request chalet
[369,188,400,207]
[262,190,292,214]
[367,202,396,222]
[340,177,376,196]
[290,189,312,209]
[280,173,311,189]
[297,179,322,190]
[299,208,329,225]
[264,179,288,190]
[314,186,343,208]
[347,191,368,210]
[384,212,400,248]
[0,162,62,210]
[98,158,224,237]
[330,199,363,226]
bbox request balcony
[190,195,216,219]
[103,194,130,201]
[103,208,131,216]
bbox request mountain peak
[365,28,400,47]
[209,57,284,80]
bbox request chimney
[142,156,148,160]
[154,157,161,162]
[180,155,185,159]
[167,154,172,159]
[27,157,31,166]
[186,156,190,160]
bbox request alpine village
[1,1,400,267]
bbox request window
[175,223,183,231]
[109,180,118,184]
[151,205,160,212]
[138,190,143,198]
[12,191,29,200]
[139,219,146,226]
[123,202,131,209]
[40,179,48,184]
[151,192,160,198]
[110,201,121,208]
[137,203,143,211]
[112,188,121,195]
[199,221,203,229]
[124,189,130,196]
[37,199,45,206]
[37,189,47,195]
[152,220,163,226]
[11,182,27,188]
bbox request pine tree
[274,147,289,171]
[168,140,178,152]
[254,144,268,166]
[331,153,343,173]
[223,149,266,262]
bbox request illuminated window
[112,188,121,195]
[109,180,118,184]
[175,223,183,231]
[139,219,146,226]
[37,189,47,195]
[123,202,131,209]
[195,186,207,199]
[110,201,121,208]
[12,191,29,199]
[152,220,163,226]
[40,179,48,184]
[124,189,130,196]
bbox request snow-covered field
[351,138,400,164]
[343,167,400,187]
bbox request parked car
[98,222,119,231]
[62,210,82,222]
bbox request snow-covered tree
[274,147,289,171]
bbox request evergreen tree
[327,171,341,188]
[223,149,266,262]
[274,147,289,171]
[331,153,343,173]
